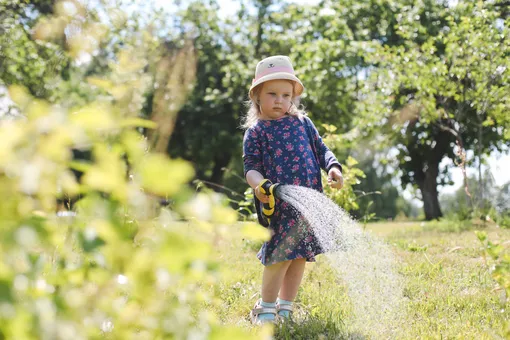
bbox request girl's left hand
[327,167,344,189]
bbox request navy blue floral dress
[243,114,341,266]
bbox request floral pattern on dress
[243,115,337,266]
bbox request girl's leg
[261,260,292,302]
[279,258,307,301]
[252,260,292,323]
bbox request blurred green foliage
[0,0,269,338]
[320,125,366,212]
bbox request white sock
[258,300,276,321]
[277,298,293,317]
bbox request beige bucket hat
[249,55,304,100]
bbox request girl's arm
[246,170,270,203]
[305,117,342,173]
[243,129,270,203]
[245,170,264,190]
[305,117,344,189]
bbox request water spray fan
[258,179,281,224]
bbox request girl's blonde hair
[241,80,306,130]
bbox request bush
[0,5,266,338]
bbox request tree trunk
[254,0,272,57]
[418,166,443,220]
[477,115,484,211]
[406,120,452,221]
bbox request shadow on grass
[273,316,367,340]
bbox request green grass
[205,221,510,339]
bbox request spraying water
[276,185,405,337]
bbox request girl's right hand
[255,185,270,203]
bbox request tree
[357,1,509,219]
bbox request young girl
[242,55,344,324]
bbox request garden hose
[258,179,281,224]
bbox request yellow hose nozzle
[258,179,280,224]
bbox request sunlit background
[0,0,508,338]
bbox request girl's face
[257,80,294,120]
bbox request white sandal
[276,301,293,321]
[250,299,277,325]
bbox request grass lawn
[206,220,510,339]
